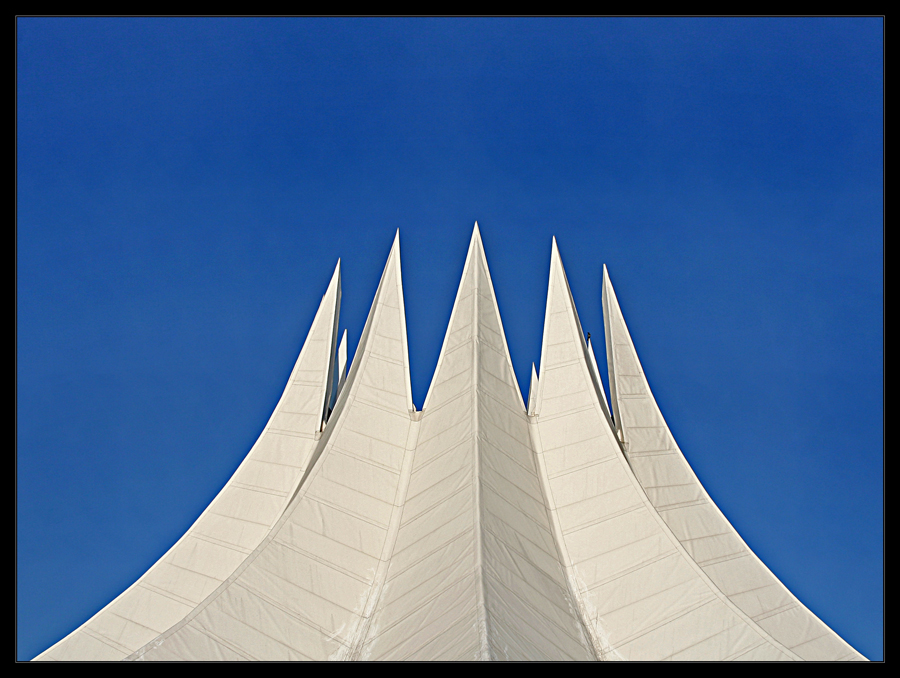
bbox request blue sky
[17,18,882,661]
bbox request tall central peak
[422,223,520,412]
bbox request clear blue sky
[17,18,883,661]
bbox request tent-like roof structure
[35,226,865,661]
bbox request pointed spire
[336,329,348,396]
[601,264,623,438]
[319,260,342,430]
[338,229,413,416]
[422,223,519,411]
[536,238,613,426]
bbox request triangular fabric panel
[36,262,343,661]
[533,242,799,660]
[602,266,864,661]
[129,234,415,660]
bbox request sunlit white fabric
[35,226,866,661]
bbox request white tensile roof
[36,226,865,661]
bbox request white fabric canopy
[36,226,865,661]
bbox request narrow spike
[527,363,539,416]
[336,328,348,396]
[539,240,614,426]
[601,264,623,440]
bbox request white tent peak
[421,220,516,412]
[345,229,413,415]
